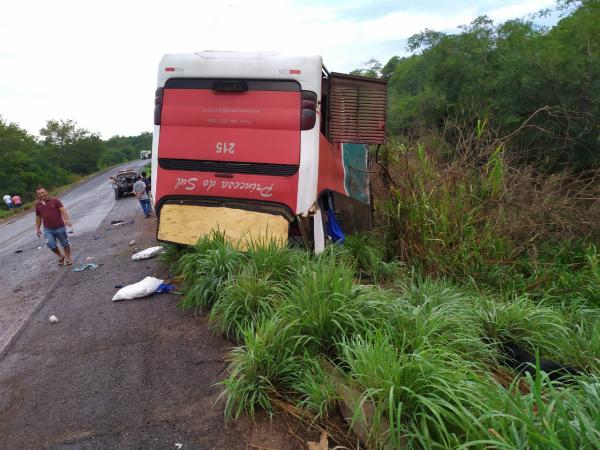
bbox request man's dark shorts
[43,227,70,250]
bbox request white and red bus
[152,51,386,252]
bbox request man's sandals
[57,256,73,266]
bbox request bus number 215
[216,142,235,154]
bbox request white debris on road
[131,246,163,261]
[49,315,59,323]
[112,276,164,301]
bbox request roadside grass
[163,142,600,448]
[167,230,600,448]
[0,209,15,219]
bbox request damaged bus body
[152,51,386,252]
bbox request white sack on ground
[112,276,163,301]
[131,246,164,261]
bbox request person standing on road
[133,175,152,217]
[3,194,13,210]
[141,172,151,195]
[11,194,22,209]
[34,187,73,266]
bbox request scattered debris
[114,284,123,289]
[67,227,74,234]
[155,283,175,293]
[112,276,163,301]
[128,240,136,246]
[175,444,183,449]
[73,263,99,272]
[131,246,164,261]
[13,286,23,292]
[37,246,42,250]
[85,256,95,261]
[49,315,59,323]
[14,250,23,254]
[307,432,328,450]
[107,219,134,230]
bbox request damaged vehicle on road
[110,169,138,200]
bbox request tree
[383,1,599,169]
[39,119,94,148]
[350,58,383,78]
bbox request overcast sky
[0,0,556,139]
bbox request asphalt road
[0,165,309,449]
[0,160,146,354]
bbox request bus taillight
[301,90,317,130]
[154,88,164,125]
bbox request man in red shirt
[34,187,73,266]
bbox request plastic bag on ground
[112,276,163,301]
[131,246,164,261]
[155,283,175,293]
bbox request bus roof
[158,51,323,93]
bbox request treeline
[0,117,151,202]
[355,0,599,170]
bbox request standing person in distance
[3,194,13,210]
[141,171,152,197]
[34,187,73,266]
[133,175,152,217]
[12,194,22,209]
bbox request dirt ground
[0,195,317,449]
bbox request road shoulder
[0,198,312,449]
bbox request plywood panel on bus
[157,204,288,248]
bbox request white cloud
[0,0,556,138]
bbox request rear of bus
[151,52,321,246]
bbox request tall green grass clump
[477,296,573,363]
[381,144,510,278]
[278,252,378,355]
[178,231,243,312]
[562,301,600,371]
[379,141,600,305]
[342,233,403,283]
[339,332,493,448]
[209,241,309,342]
[209,272,279,342]
[481,372,600,449]
[221,315,310,419]
[389,278,495,364]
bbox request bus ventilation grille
[328,73,387,145]
[158,158,299,176]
